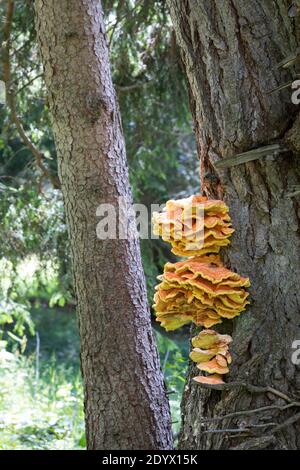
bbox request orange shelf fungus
[197,357,229,375]
[190,329,232,383]
[193,374,225,385]
[152,195,234,257]
[191,328,232,350]
[152,194,250,385]
[153,254,250,331]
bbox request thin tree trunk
[168,0,300,450]
[34,0,172,450]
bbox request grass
[0,352,85,450]
[0,307,85,450]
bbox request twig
[286,185,300,198]
[203,422,277,435]
[197,381,300,438]
[267,79,297,95]
[276,48,300,69]
[16,73,44,94]
[201,402,300,423]
[287,190,300,198]
[270,411,300,434]
[194,379,295,403]
[115,80,154,93]
[166,390,176,396]
[2,0,60,189]
[204,427,248,435]
[214,144,288,169]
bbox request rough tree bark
[168,0,300,450]
[34,0,172,450]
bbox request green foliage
[105,0,196,202]
[155,330,189,436]
[1,1,196,199]
[0,256,71,349]
[0,184,72,347]
[0,303,188,449]
[0,258,33,349]
[0,184,67,261]
[0,352,84,450]
[0,304,84,450]
[0,1,55,180]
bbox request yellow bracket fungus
[152,195,250,384]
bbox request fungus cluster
[189,329,232,385]
[152,195,234,257]
[152,195,250,385]
[153,254,250,331]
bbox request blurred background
[0,0,198,449]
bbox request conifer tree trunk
[168,0,300,450]
[35,0,172,450]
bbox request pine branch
[2,0,60,189]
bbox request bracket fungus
[152,195,234,257]
[190,329,232,384]
[153,254,250,330]
[193,374,225,385]
[152,195,250,385]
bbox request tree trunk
[168,0,300,450]
[34,0,172,450]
